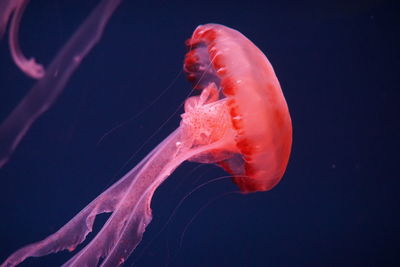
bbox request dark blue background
[0,0,399,266]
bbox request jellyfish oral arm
[1,118,229,267]
[0,130,180,267]
[65,128,228,267]
[62,129,187,267]
[0,135,158,267]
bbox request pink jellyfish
[1,24,292,266]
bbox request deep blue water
[0,0,399,266]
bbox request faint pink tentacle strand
[0,0,44,79]
[0,0,123,169]
[8,0,45,79]
[0,0,21,38]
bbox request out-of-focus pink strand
[0,0,123,168]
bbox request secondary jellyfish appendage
[0,0,45,79]
[0,0,123,169]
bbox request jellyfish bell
[1,24,292,266]
[185,24,292,192]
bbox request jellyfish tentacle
[0,0,17,38]
[0,0,123,169]
[7,0,45,79]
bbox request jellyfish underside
[1,83,238,267]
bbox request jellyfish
[0,0,122,168]
[0,24,292,266]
